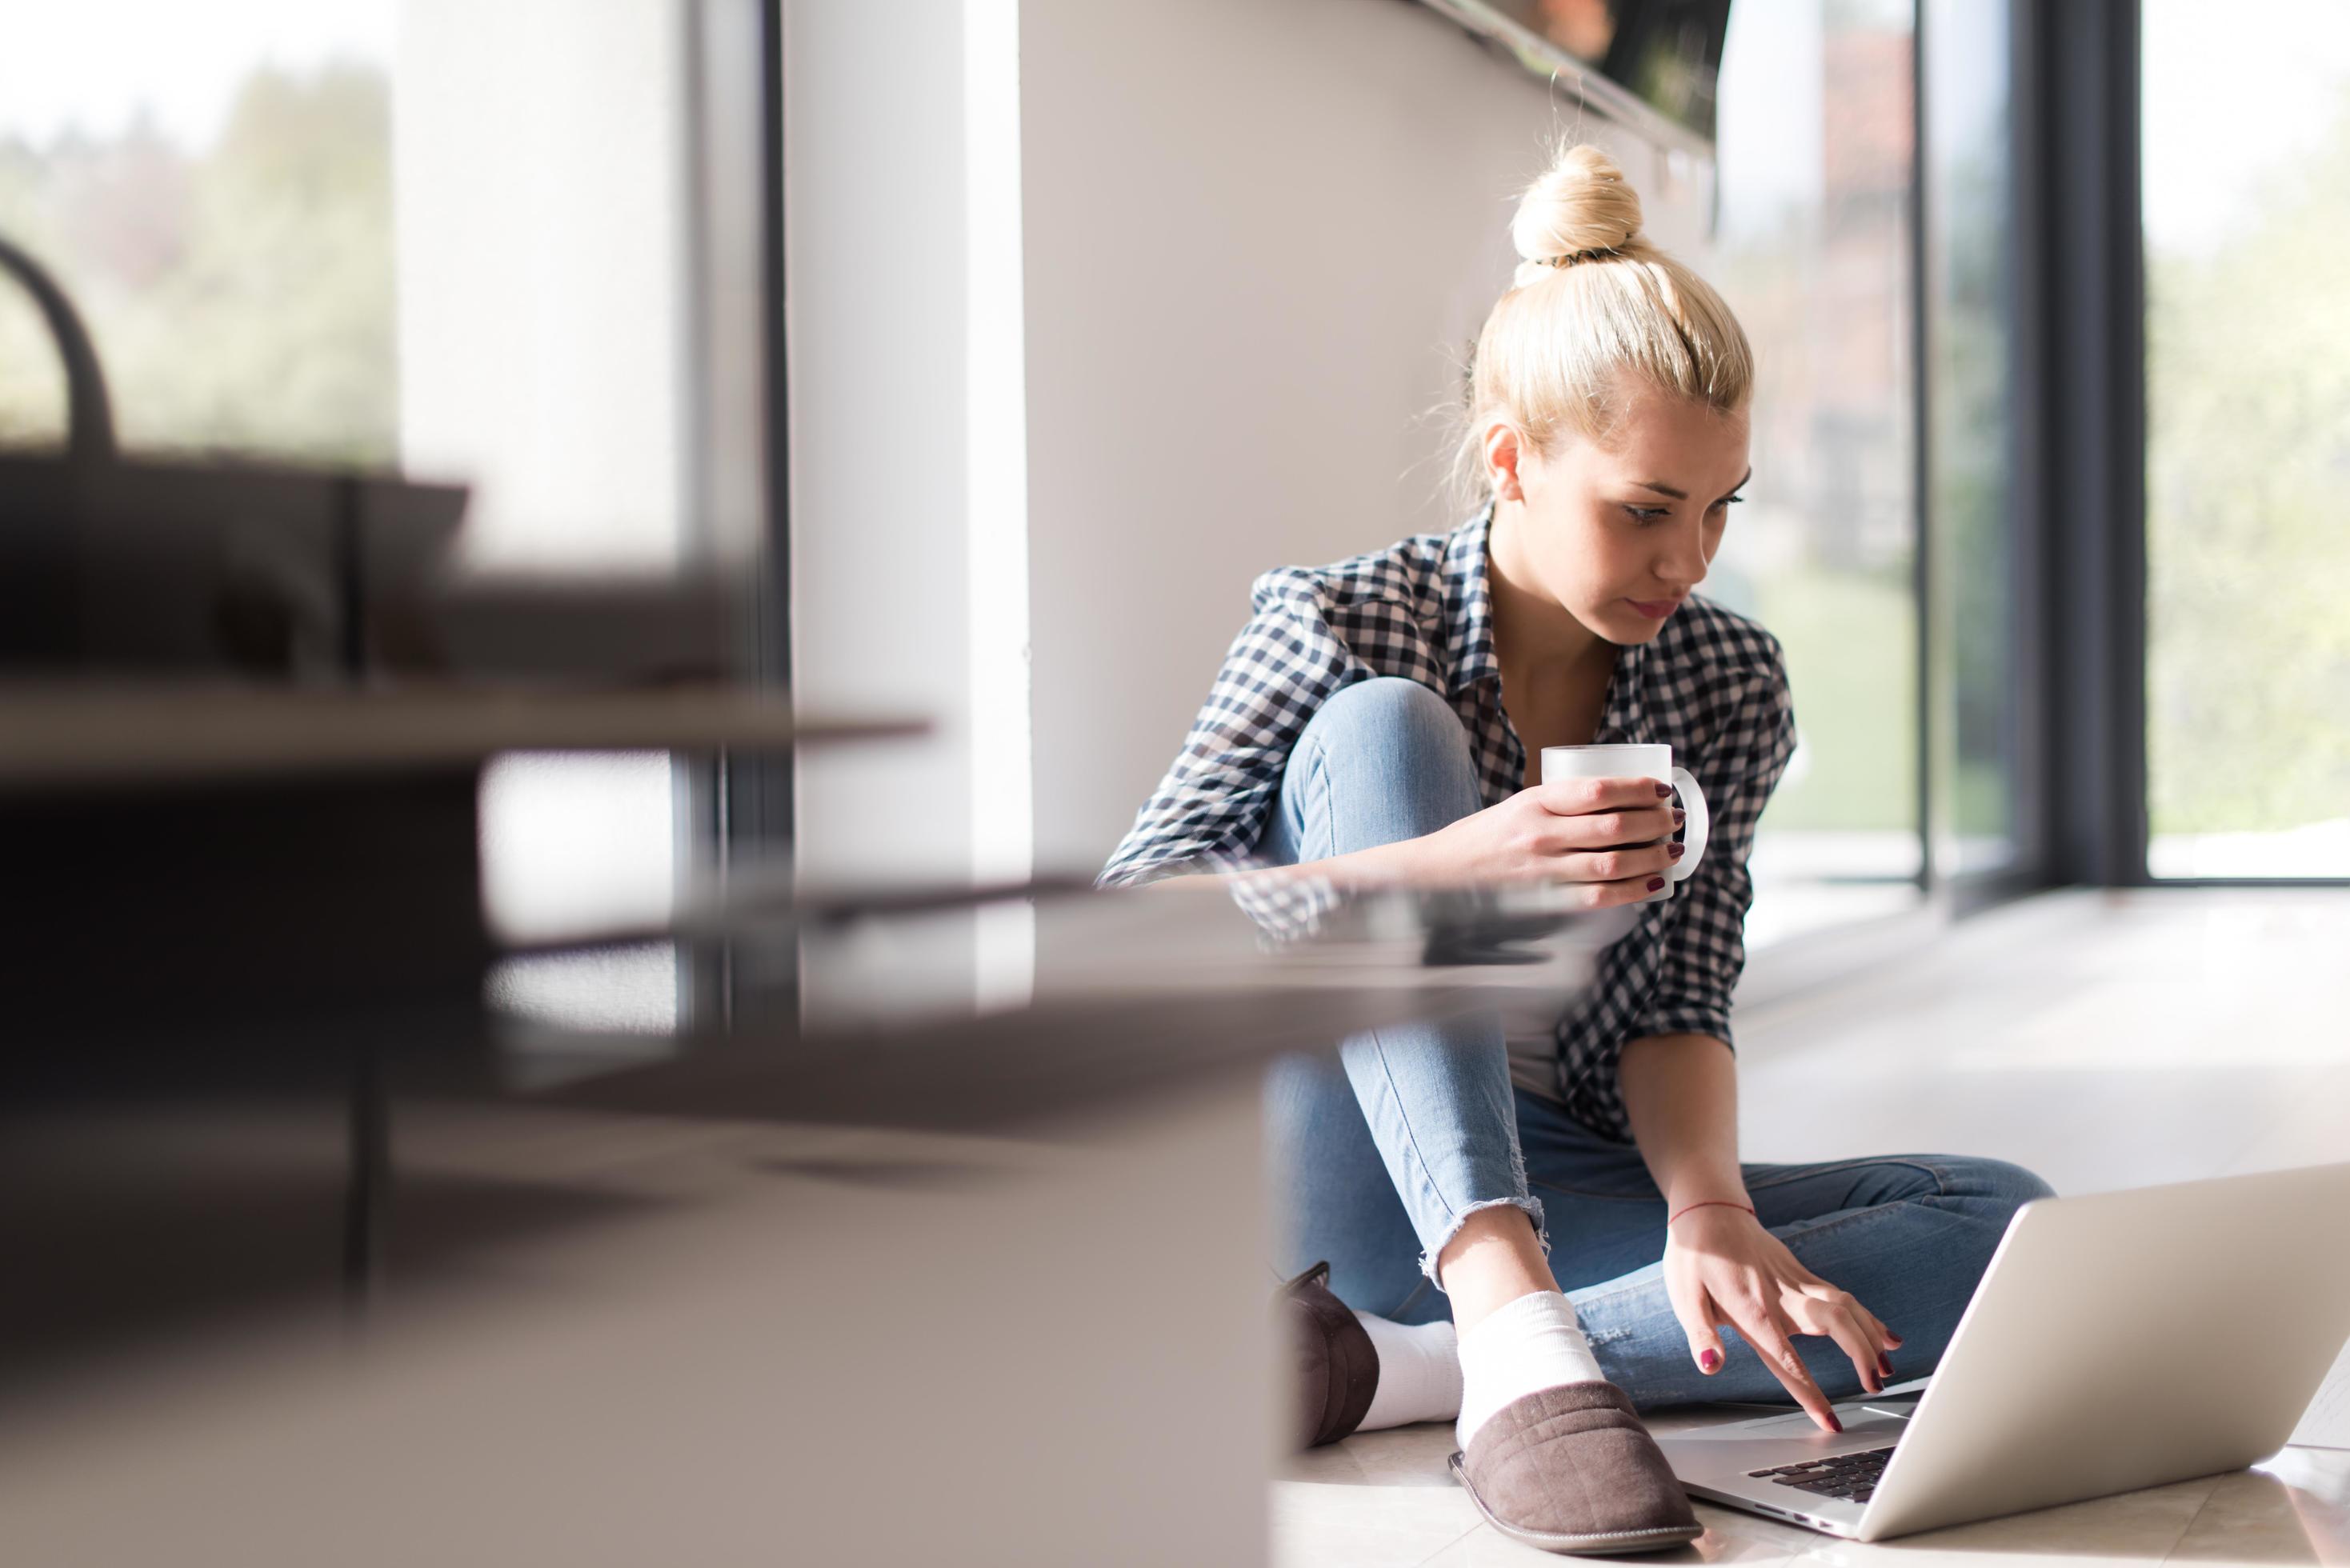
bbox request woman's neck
[1487,495,1611,682]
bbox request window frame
[675,0,795,1029]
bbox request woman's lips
[1625,596,1684,618]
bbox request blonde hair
[1451,143,1753,507]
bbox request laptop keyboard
[1747,1445,1897,1503]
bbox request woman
[1097,145,2051,1554]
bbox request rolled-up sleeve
[1626,645,1799,1048]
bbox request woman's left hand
[1660,1202,1902,1432]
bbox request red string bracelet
[1667,1198,1755,1227]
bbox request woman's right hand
[1391,776,1683,906]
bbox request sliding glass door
[1705,0,1927,950]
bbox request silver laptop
[1654,1162,2350,1542]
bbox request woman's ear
[1483,422,1528,503]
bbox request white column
[966,0,1037,1008]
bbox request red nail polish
[1667,842,1685,860]
[1827,1414,1844,1434]
[1655,782,1672,798]
[1879,1353,1894,1378]
[1699,1349,1721,1373]
[1672,808,1686,826]
[1646,877,1666,890]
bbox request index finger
[1734,1304,1840,1432]
[1533,775,1675,817]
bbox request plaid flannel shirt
[1096,503,1797,1141]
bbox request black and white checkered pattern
[1097,502,1797,1142]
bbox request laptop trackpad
[1659,1404,1913,1476]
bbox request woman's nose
[1657,526,1708,588]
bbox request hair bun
[1511,144,1643,266]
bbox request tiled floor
[1275,889,2350,1567]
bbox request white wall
[1016,0,1701,875]
[786,0,1697,973]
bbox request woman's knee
[1888,1158,2053,1374]
[1861,1154,2053,1220]
[1284,678,1481,848]
[1938,1155,2057,1216]
[1896,1158,2056,1330]
[1301,678,1466,768]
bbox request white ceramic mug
[1540,742,1709,903]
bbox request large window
[1704,0,1924,950]
[0,1,770,1027]
[2143,0,2350,879]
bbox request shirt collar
[1443,502,1502,697]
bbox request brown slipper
[1275,1261,1380,1449]
[1448,1381,1702,1554]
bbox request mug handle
[1667,766,1709,882]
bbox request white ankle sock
[1350,1312,1463,1430]
[1454,1289,1606,1450]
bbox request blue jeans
[1258,678,2055,1410]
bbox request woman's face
[1492,383,1751,646]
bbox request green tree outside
[0,63,395,466]
[2146,87,2350,842]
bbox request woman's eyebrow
[1631,470,1753,501]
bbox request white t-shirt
[1498,984,1569,1104]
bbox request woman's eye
[1623,506,1671,524]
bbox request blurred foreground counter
[2,866,1625,1567]
[3,1092,1277,1566]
